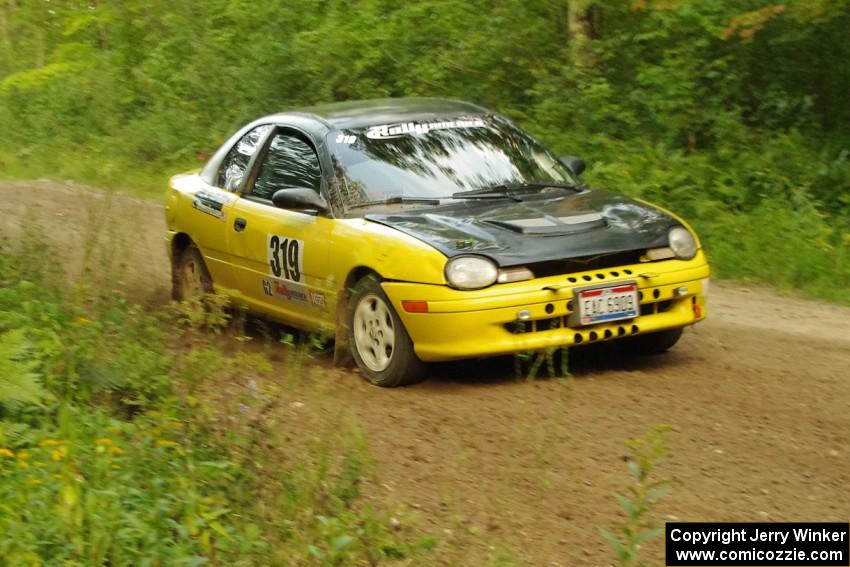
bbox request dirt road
[2,180,848,566]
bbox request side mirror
[272,187,329,213]
[559,155,586,176]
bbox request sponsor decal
[198,188,238,204]
[192,188,236,220]
[262,279,308,304]
[308,290,326,309]
[192,199,225,220]
[335,133,356,144]
[366,118,486,139]
[267,234,304,283]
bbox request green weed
[602,425,673,567]
[0,226,433,565]
[513,346,571,382]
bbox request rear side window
[251,132,322,200]
[216,124,272,190]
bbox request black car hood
[364,188,680,267]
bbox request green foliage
[513,345,571,382]
[0,412,239,565]
[0,231,432,565]
[0,329,47,407]
[602,425,673,567]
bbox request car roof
[269,97,491,130]
[200,98,494,188]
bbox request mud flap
[333,289,355,368]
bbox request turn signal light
[497,266,534,283]
[401,300,429,313]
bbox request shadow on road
[425,342,691,387]
[225,312,693,389]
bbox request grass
[601,426,673,567]
[0,150,199,200]
[0,223,435,566]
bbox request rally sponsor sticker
[262,279,308,304]
[365,117,486,139]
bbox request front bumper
[382,253,710,362]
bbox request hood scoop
[485,213,606,236]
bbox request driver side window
[216,124,272,191]
[251,132,322,201]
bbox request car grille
[528,250,645,279]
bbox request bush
[0,230,432,565]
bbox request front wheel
[347,275,426,387]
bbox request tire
[172,244,213,301]
[625,328,683,355]
[347,274,426,387]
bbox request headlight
[445,256,498,289]
[668,226,698,260]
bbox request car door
[182,123,273,291]
[226,127,334,331]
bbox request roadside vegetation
[0,226,435,565]
[602,426,673,567]
[0,1,848,303]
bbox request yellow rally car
[165,98,709,387]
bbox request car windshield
[326,115,578,209]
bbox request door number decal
[267,235,304,282]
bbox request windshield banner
[365,118,486,140]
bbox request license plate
[576,282,639,326]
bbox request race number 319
[267,235,304,282]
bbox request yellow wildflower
[17,450,31,461]
[39,439,68,447]
[155,440,179,448]
[0,448,14,458]
[77,317,92,324]
[95,438,113,447]
[26,479,43,486]
[108,446,124,455]
[51,446,68,461]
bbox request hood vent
[485,213,606,235]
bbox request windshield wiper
[452,181,581,200]
[346,196,442,210]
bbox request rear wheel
[347,274,426,387]
[625,328,683,355]
[173,245,213,301]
